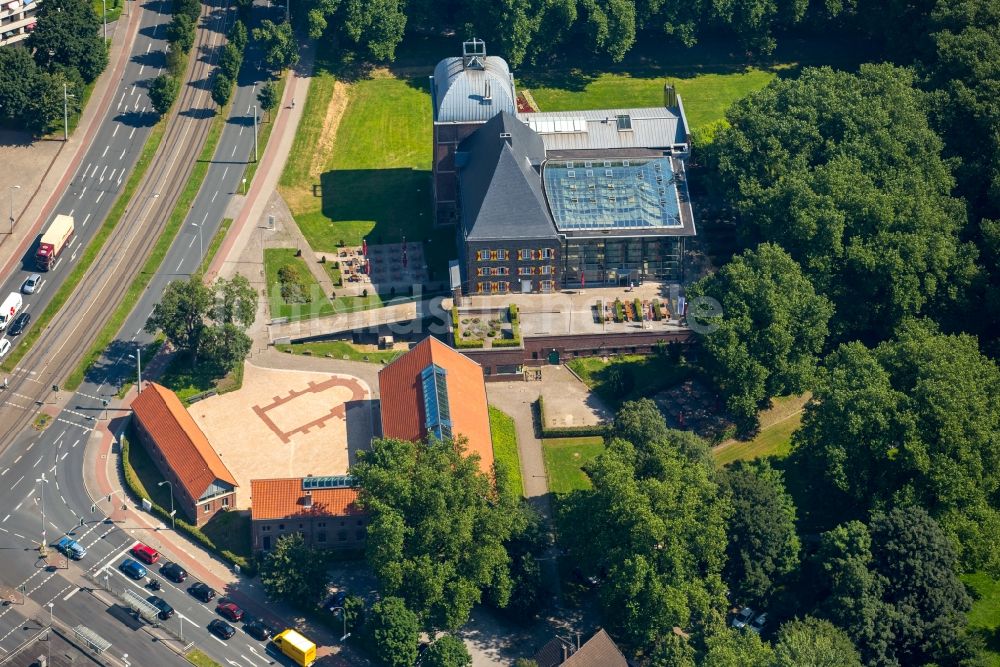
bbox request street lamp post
[242,177,247,195]
[252,105,258,162]
[191,222,203,260]
[36,474,49,556]
[128,347,141,393]
[158,481,175,530]
[8,185,20,234]
[63,83,75,141]
[331,607,350,641]
[47,603,54,666]
[102,0,107,40]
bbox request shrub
[634,298,643,322]
[277,264,308,303]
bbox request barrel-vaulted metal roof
[432,55,516,124]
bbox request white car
[22,274,40,294]
[0,338,10,359]
[731,606,754,629]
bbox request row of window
[475,281,554,293]
[475,266,554,277]
[261,518,365,531]
[202,497,230,513]
[475,249,556,262]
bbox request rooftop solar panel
[542,157,684,231]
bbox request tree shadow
[130,50,162,68]
[83,338,143,387]
[179,106,216,119]
[112,108,159,128]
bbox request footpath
[0,3,143,279]
[77,32,373,666]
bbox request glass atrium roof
[542,157,684,231]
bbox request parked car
[216,601,244,622]
[243,619,273,641]
[189,582,216,603]
[749,612,768,635]
[731,606,754,629]
[160,562,187,583]
[323,590,347,613]
[0,339,10,359]
[22,274,40,294]
[208,619,235,640]
[130,543,159,564]
[148,596,174,620]
[7,312,29,336]
[572,567,600,589]
[120,558,147,580]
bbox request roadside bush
[166,13,195,53]
[220,41,242,80]
[165,45,187,77]
[211,72,232,107]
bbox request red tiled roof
[250,478,363,521]
[378,337,494,474]
[130,383,238,501]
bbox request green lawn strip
[241,72,287,186]
[542,436,605,494]
[196,217,233,276]
[186,649,224,667]
[489,406,524,497]
[0,118,167,374]
[65,96,233,390]
[92,0,123,24]
[322,260,342,286]
[115,337,163,398]
[964,572,1000,666]
[264,248,336,320]
[525,69,777,137]
[712,413,800,467]
[156,351,243,403]
[566,354,692,410]
[275,340,402,363]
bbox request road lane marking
[0,468,6,476]
[211,191,218,202]
[232,144,238,157]
[146,43,151,53]
[189,237,195,248]
[120,147,127,160]
[118,91,126,109]
[130,84,136,96]
[63,587,80,601]
[33,456,41,467]
[11,475,22,489]
[60,452,68,460]
[14,455,22,463]
[99,165,107,180]
[68,209,74,217]
[96,191,104,204]
[80,186,87,196]
[176,258,184,272]
[83,213,92,226]
[113,124,119,137]
[139,64,145,76]
[102,145,109,157]
[72,438,80,448]
[1,515,7,523]
[222,166,229,179]
[130,127,136,140]
[61,495,66,504]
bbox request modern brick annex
[431,39,695,296]
[250,477,366,552]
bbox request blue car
[120,558,147,580]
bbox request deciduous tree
[368,597,419,667]
[166,13,195,53]
[257,81,279,122]
[772,617,861,667]
[211,72,233,107]
[422,634,472,667]
[148,74,179,116]
[28,0,107,82]
[253,20,299,71]
[701,627,774,667]
[258,533,328,607]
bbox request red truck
[36,214,74,271]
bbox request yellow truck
[272,629,316,667]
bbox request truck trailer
[0,292,22,331]
[271,629,316,667]
[36,214,74,271]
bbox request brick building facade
[250,477,367,552]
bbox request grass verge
[157,351,244,403]
[241,72,287,187]
[1,118,167,374]
[566,354,692,410]
[65,94,233,389]
[711,394,808,466]
[964,572,1000,666]
[186,649,223,667]
[275,340,402,363]
[489,406,523,498]
[264,248,335,320]
[197,217,233,276]
[542,437,605,494]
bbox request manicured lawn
[526,69,777,136]
[156,351,244,403]
[567,354,692,409]
[275,340,403,363]
[489,406,524,497]
[542,437,605,494]
[279,60,455,279]
[965,572,1000,666]
[264,248,335,320]
[712,413,800,467]
[331,292,386,313]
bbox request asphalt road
[0,2,293,665]
[0,0,168,365]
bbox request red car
[216,601,244,622]
[131,543,160,565]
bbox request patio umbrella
[362,238,367,256]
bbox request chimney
[303,492,313,509]
[664,83,677,108]
[500,132,512,146]
[484,79,492,101]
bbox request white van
[0,292,23,331]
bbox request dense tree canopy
[812,508,973,666]
[258,533,328,606]
[351,437,523,631]
[148,74,179,116]
[368,597,420,667]
[792,320,1000,570]
[254,20,300,70]
[560,405,730,653]
[701,628,773,667]
[27,0,107,82]
[712,65,975,342]
[721,460,800,608]
[688,243,831,426]
[771,617,861,667]
[422,635,472,667]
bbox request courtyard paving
[188,362,373,508]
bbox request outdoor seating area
[594,297,675,324]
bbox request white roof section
[518,101,690,153]
[432,56,517,124]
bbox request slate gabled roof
[456,111,557,242]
